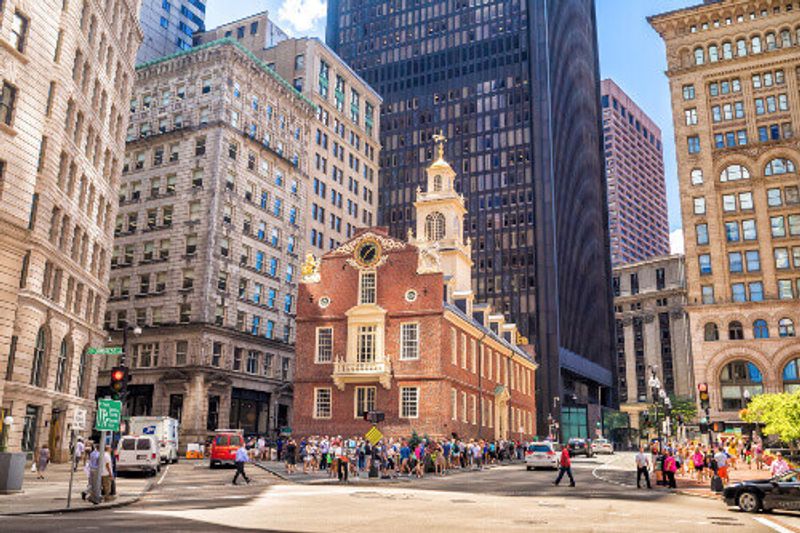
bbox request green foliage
[669,395,698,423]
[408,430,422,449]
[741,391,800,447]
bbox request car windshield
[230,435,243,446]
[120,438,135,451]
[214,435,229,446]
[529,445,551,452]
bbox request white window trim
[353,385,376,419]
[358,270,377,305]
[451,388,457,421]
[399,321,420,360]
[313,387,332,419]
[400,386,419,419]
[315,326,333,364]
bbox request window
[720,164,750,182]
[400,387,419,418]
[728,321,744,340]
[175,341,188,365]
[356,325,376,362]
[699,254,712,275]
[425,212,445,240]
[690,169,704,185]
[720,361,763,410]
[702,285,714,304]
[0,81,18,126]
[10,11,29,52]
[742,220,757,240]
[315,327,332,363]
[400,323,419,360]
[731,283,747,303]
[779,318,796,338]
[729,252,743,273]
[682,85,695,100]
[354,386,375,418]
[693,197,706,215]
[746,250,761,272]
[696,223,709,245]
[775,247,790,269]
[30,327,46,387]
[704,323,719,341]
[54,338,68,392]
[359,271,376,304]
[753,319,769,339]
[314,388,331,418]
[765,158,796,176]
[685,108,698,126]
[687,136,701,154]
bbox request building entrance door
[494,385,510,440]
[48,408,65,461]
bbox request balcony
[332,358,392,391]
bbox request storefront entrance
[229,388,269,436]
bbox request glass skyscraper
[137,0,206,64]
[327,0,616,434]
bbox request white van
[116,435,160,476]
[129,416,180,464]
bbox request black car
[567,438,593,458]
[723,470,800,513]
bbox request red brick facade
[293,228,537,441]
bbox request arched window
[720,361,763,410]
[720,164,750,182]
[424,212,445,241]
[779,318,796,338]
[30,327,47,387]
[751,35,762,54]
[722,41,733,59]
[55,338,69,392]
[432,174,443,192]
[736,39,747,57]
[780,29,791,48]
[694,47,705,65]
[708,44,719,62]
[764,158,796,176]
[753,319,769,339]
[704,322,719,341]
[76,347,89,398]
[765,32,777,50]
[728,321,744,340]
[690,168,704,185]
[783,358,800,393]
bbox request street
[4,454,799,532]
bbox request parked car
[567,438,593,458]
[591,439,614,455]
[724,470,800,513]
[209,429,244,468]
[116,435,160,476]
[129,416,180,464]
[525,442,561,470]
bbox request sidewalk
[255,459,518,485]
[674,466,771,499]
[0,461,154,515]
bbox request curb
[0,478,157,517]
[253,463,292,482]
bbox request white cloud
[670,228,684,255]
[277,0,327,34]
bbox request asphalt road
[2,455,794,532]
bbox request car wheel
[737,491,761,513]
[526,466,533,471]
[210,462,217,469]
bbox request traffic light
[110,366,129,400]
[698,383,710,410]
[712,421,726,433]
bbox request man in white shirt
[714,447,729,484]
[635,447,651,489]
[73,438,85,472]
[771,452,790,478]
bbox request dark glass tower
[327,0,615,435]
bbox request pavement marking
[753,516,795,533]
[157,465,171,486]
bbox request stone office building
[650,1,800,423]
[612,255,693,428]
[99,38,316,445]
[0,0,142,459]
[294,141,537,441]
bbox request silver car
[591,438,614,455]
[525,442,561,470]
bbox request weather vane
[432,130,447,160]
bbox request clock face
[355,240,381,267]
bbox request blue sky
[207,0,696,233]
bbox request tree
[741,391,800,449]
[669,395,698,424]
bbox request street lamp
[0,416,13,452]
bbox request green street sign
[87,346,123,356]
[95,399,122,432]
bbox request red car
[210,430,244,468]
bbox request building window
[359,271,376,304]
[356,325,376,363]
[400,387,419,418]
[54,338,68,392]
[0,81,18,126]
[75,347,88,397]
[354,386,375,418]
[704,322,719,341]
[765,158,796,176]
[779,318,796,338]
[30,327,47,387]
[175,341,188,365]
[720,361,763,410]
[314,388,331,419]
[425,211,445,240]
[701,285,714,304]
[10,11,29,52]
[400,323,419,360]
[315,327,333,363]
[753,319,769,339]
[728,321,744,340]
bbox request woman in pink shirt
[693,448,706,482]
[664,451,678,488]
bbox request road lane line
[157,464,171,485]
[753,516,795,533]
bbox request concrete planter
[0,452,26,493]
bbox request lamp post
[648,367,662,451]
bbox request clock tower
[410,135,473,309]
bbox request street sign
[365,425,383,445]
[95,399,122,431]
[72,408,87,431]
[87,346,123,356]
[281,427,292,435]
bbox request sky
[206,0,697,239]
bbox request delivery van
[129,416,180,464]
[116,435,160,476]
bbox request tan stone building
[650,1,800,424]
[100,38,316,446]
[0,0,141,459]
[613,255,693,428]
[196,13,381,253]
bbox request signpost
[365,426,383,446]
[87,346,123,356]
[91,399,121,504]
[66,408,87,508]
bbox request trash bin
[0,452,26,493]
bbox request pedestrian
[770,452,790,478]
[101,445,115,501]
[334,440,348,482]
[35,445,50,480]
[714,446,729,485]
[73,437,86,472]
[285,438,297,474]
[553,446,575,487]
[232,441,251,485]
[84,443,103,504]
[635,446,651,489]
[663,450,677,489]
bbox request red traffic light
[111,369,125,381]
[698,383,708,393]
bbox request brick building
[294,140,537,441]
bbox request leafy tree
[741,391,800,448]
[408,430,422,449]
[669,395,698,424]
